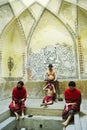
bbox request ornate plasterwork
[27,43,77,80]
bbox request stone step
[0,111,84,130]
[0,107,62,124]
[0,117,15,130]
[26,107,62,117]
[0,107,62,125]
[0,98,63,124]
[0,109,11,123]
[0,115,63,130]
[74,112,87,130]
[74,113,82,130]
[79,113,87,130]
[25,98,63,117]
[66,124,75,130]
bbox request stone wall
[0,80,87,100]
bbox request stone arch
[27,8,78,80]
[0,18,27,80]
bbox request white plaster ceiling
[0,0,87,11]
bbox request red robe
[42,95,53,103]
[62,87,81,117]
[9,87,27,112]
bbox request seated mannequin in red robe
[9,81,27,120]
[62,81,81,127]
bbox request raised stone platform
[0,98,87,117]
[0,98,87,130]
[0,98,63,130]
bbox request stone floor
[0,98,87,115]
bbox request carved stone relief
[27,43,77,80]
